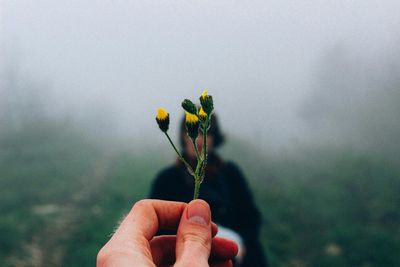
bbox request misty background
[1,1,400,266]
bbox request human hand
[97,199,238,267]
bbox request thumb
[175,199,212,267]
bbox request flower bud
[199,89,214,115]
[185,112,200,140]
[198,107,207,122]
[181,99,197,114]
[156,107,169,132]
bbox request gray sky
[1,0,400,148]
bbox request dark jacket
[149,153,268,267]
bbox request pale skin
[97,199,238,267]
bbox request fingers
[151,236,238,266]
[174,199,212,266]
[98,200,187,267]
[113,199,187,241]
[150,236,176,266]
[210,237,238,260]
[211,222,218,237]
[98,199,236,267]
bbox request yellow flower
[198,107,207,121]
[199,89,213,115]
[156,108,168,120]
[201,89,208,100]
[185,112,199,125]
[156,107,169,132]
[185,112,200,139]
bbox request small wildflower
[155,89,215,199]
[156,107,169,132]
[199,89,214,115]
[182,99,197,114]
[185,112,200,140]
[198,107,207,121]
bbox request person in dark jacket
[150,114,268,267]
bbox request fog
[3,2,400,266]
[2,0,400,151]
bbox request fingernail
[187,200,210,226]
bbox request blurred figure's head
[179,113,225,159]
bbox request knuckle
[181,231,210,251]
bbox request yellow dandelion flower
[185,112,200,139]
[198,107,207,121]
[201,89,208,99]
[156,108,168,120]
[199,89,214,115]
[156,107,169,132]
[185,112,199,124]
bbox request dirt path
[8,155,113,267]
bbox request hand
[97,199,238,267]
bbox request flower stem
[191,138,201,161]
[199,117,209,181]
[164,132,194,175]
[193,174,200,199]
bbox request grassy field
[1,122,399,267]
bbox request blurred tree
[0,64,49,136]
[301,43,400,162]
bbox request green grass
[254,152,400,267]
[63,151,167,266]
[0,122,103,266]
[1,124,399,267]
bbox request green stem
[164,132,194,175]
[192,135,204,199]
[199,118,209,181]
[191,138,201,161]
[193,174,200,199]
[190,116,211,200]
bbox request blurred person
[150,115,268,267]
[97,199,238,267]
